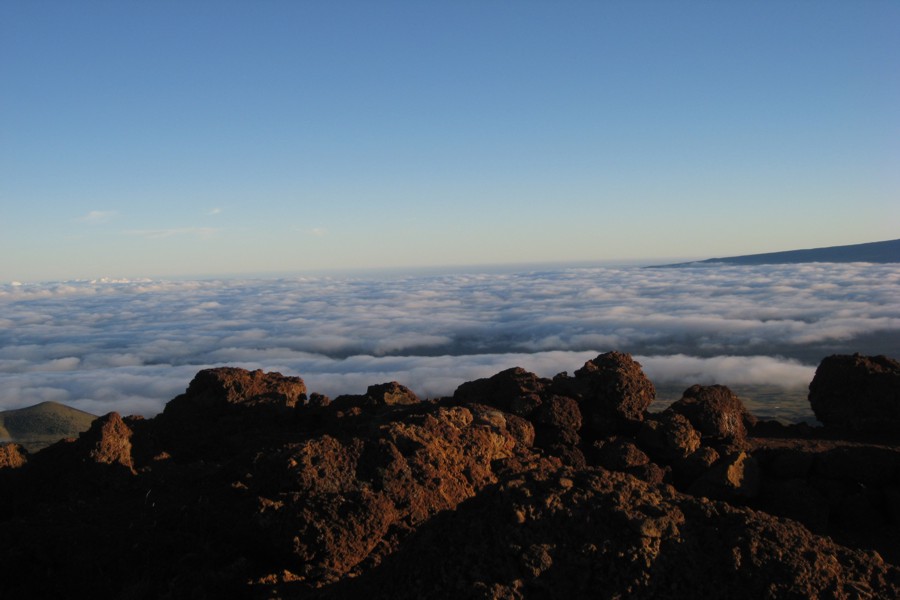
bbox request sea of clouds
[1,263,898,422]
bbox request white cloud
[77,210,117,223]
[0,263,897,420]
[123,227,219,240]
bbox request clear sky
[1,1,898,282]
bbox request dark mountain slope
[663,238,900,266]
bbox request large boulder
[163,367,307,419]
[808,354,900,434]
[75,412,135,472]
[155,368,309,461]
[637,411,701,462]
[364,382,420,406]
[333,381,420,409]
[669,384,752,442]
[453,367,548,417]
[552,351,655,436]
[688,451,761,501]
[0,443,27,470]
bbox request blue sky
[2,1,898,282]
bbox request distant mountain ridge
[662,238,900,266]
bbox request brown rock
[534,395,582,431]
[164,367,308,416]
[76,412,135,472]
[328,465,900,599]
[453,367,548,416]
[689,451,761,501]
[155,368,310,460]
[364,382,419,406]
[0,443,27,469]
[669,384,751,442]
[809,354,900,434]
[637,411,701,462]
[673,446,721,488]
[245,402,526,583]
[4,364,900,599]
[593,438,651,471]
[554,351,655,436]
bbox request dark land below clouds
[660,237,900,267]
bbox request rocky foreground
[1,353,899,599]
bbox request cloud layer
[1,263,897,421]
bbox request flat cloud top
[1,263,897,421]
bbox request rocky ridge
[1,352,898,599]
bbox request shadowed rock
[689,451,761,501]
[809,354,900,434]
[325,465,898,600]
[453,367,549,417]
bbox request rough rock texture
[637,411,701,462]
[77,412,135,471]
[551,351,655,437]
[809,354,900,434]
[326,465,898,600]
[362,381,420,406]
[0,443,27,469]
[1,361,899,599]
[332,382,420,409]
[669,384,751,443]
[689,451,761,501]
[168,367,308,412]
[454,367,549,416]
[152,368,310,461]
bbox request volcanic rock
[0,443,27,469]
[326,465,899,600]
[593,437,651,471]
[552,351,655,436]
[362,382,419,406]
[637,411,701,462]
[2,360,900,599]
[333,382,420,409]
[75,412,135,472]
[453,367,549,416]
[154,367,309,461]
[669,384,752,443]
[808,354,900,434]
[688,451,761,501]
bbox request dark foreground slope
[663,237,900,266]
[1,354,898,599]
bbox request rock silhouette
[809,353,900,434]
[1,353,898,599]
